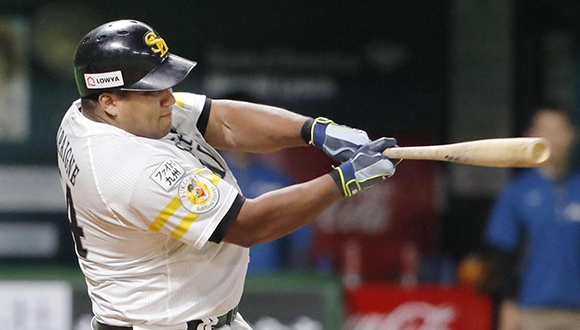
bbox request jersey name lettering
[196,145,226,178]
[169,128,227,178]
[57,126,81,185]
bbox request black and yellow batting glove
[329,137,397,196]
[301,117,371,162]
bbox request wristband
[300,118,315,145]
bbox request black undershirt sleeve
[208,194,245,243]
[300,118,314,144]
[197,98,212,136]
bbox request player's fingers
[365,137,397,153]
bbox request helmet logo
[144,32,168,57]
[84,71,125,89]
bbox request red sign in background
[346,285,493,330]
[258,139,493,329]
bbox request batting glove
[301,117,371,162]
[330,137,397,196]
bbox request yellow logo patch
[186,180,211,205]
[144,32,168,57]
[178,174,219,214]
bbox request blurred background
[0,0,579,329]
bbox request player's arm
[204,100,307,153]
[204,99,370,160]
[221,138,396,247]
[224,174,340,247]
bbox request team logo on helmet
[178,173,219,214]
[144,32,169,57]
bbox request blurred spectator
[484,106,580,330]
[223,150,314,272]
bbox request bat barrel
[382,137,551,168]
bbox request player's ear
[98,92,119,117]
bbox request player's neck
[81,107,112,125]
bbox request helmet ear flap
[73,20,196,97]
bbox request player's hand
[302,117,371,162]
[330,137,397,196]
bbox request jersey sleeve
[128,154,243,249]
[173,92,212,136]
[484,183,521,251]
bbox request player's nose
[161,88,175,107]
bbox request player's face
[112,89,176,139]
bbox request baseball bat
[382,137,550,167]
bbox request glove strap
[300,117,334,146]
[329,165,360,197]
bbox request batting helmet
[73,20,196,97]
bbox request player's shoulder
[173,92,207,112]
[92,139,189,194]
[91,135,180,173]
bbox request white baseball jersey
[56,92,250,329]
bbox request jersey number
[66,185,88,258]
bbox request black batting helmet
[73,20,196,97]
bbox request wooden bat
[382,137,550,167]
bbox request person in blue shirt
[223,150,314,273]
[485,106,580,330]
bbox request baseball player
[58,19,397,330]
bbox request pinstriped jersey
[56,92,249,328]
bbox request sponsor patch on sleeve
[150,159,185,191]
[178,173,220,214]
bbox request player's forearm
[205,99,308,152]
[223,174,341,247]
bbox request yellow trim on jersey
[168,172,219,240]
[174,94,186,108]
[193,168,220,186]
[150,195,181,232]
[170,213,200,240]
[150,169,223,237]
[209,173,220,185]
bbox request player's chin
[150,122,172,139]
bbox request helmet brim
[122,53,196,92]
